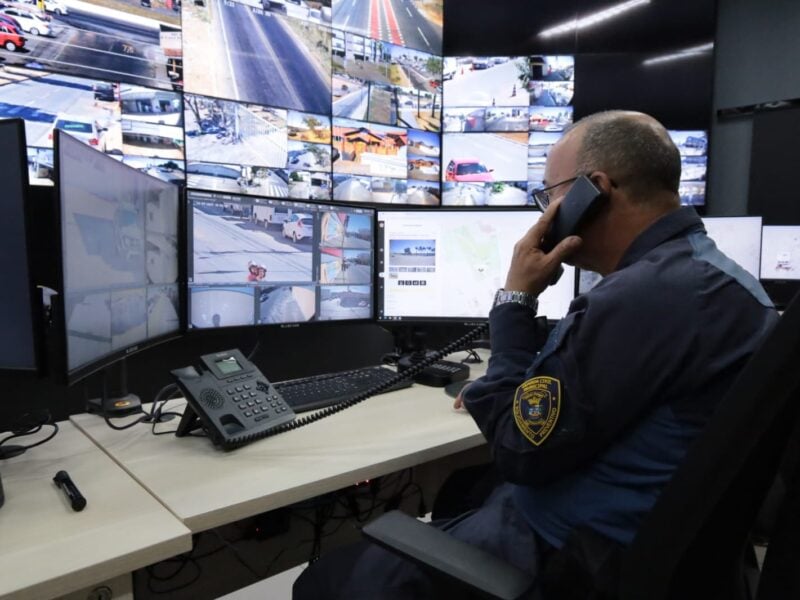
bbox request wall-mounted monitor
[377,208,575,322]
[183,1,331,114]
[0,66,185,186]
[0,0,182,89]
[332,0,442,54]
[187,190,374,328]
[55,130,182,382]
[669,130,708,207]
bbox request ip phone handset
[171,349,295,450]
[540,175,608,253]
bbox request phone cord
[233,323,488,447]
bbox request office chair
[363,291,800,600]
[755,416,800,599]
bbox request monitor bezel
[0,118,45,375]
[53,129,187,385]
[375,205,577,326]
[184,187,378,333]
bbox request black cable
[230,323,489,448]
[103,412,148,430]
[0,411,60,459]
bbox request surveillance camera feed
[760,226,800,281]
[377,209,575,321]
[441,55,575,206]
[188,190,374,328]
[332,0,442,55]
[668,130,708,206]
[58,131,180,376]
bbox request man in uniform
[293,111,778,599]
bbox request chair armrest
[362,510,535,600]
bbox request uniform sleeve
[462,284,692,486]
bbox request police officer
[293,111,778,599]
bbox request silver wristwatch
[492,289,539,313]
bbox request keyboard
[273,366,414,413]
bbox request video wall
[0,0,711,206]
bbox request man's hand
[504,196,582,296]
[453,381,472,410]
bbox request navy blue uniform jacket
[462,208,778,549]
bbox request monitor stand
[86,358,143,418]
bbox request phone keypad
[221,377,291,423]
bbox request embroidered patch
[513,376,561,446]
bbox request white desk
[71,357,488,533]
[0,421,192,600]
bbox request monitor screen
[184,1,331,114]
[0,119,40,372]
[187,190,375,328]
[377,209,576,322]
[56,130,182,381]
[668,130,709,206]
[702,216,762,279]
[760,226,800,281]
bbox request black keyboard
[273,366,413,413]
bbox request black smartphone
[540,175,608,253]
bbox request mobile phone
[540,175,608,253]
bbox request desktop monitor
[760,225,800,309]
[187,190,375,328]
[376,209,576,323]
[54,130,183,384]
[702,216,762,279]
[0,118,42,372]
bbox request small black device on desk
[171,349,296,450]
[53,470,86,512]
[274,366,413,413]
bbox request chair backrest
[755,414,800,599]
[618,291,800,600]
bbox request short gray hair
[568,111,681,200]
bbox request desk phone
[172,349,295,450]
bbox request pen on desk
[53,470,87,512]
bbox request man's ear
[588,171,614,197]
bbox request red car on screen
[445,158,494,183]
[0,22,24,52]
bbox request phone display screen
[216,356,243,375]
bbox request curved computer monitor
[376,208,576,323]
[0,118,42,373]
[186,189,375,329]
[760,225,800,309]
[54,130,183,383]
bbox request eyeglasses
[531,176,581,211]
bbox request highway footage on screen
[188,190,374,328]
[0,0,181,89]
[183,0,331,114]
[59,133,180,372]
[332,0,442,55]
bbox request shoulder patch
[513,376,561,446]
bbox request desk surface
[0,421,192,600]
[71,357,488,533]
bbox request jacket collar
[615,207,704,271]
